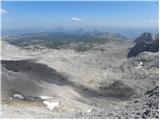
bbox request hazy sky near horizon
[1,1,159,29]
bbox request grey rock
[128,32,159,58]
[134,32,153,43]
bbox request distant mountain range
[2,29,129,51]
[2,27,158,39]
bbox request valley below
[1,32,159,119]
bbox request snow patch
[139,61,143,66]
[39,96,53,100]
[86,109,92,113]
[136,61,143,69]
[42,101,59,110]
[13,94,24,100]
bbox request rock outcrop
[128,33,159,58]
[134,32,153,43]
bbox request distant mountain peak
[134,32,153,43]
[75,28,84,32]
[92,30,100,33]
[74,28,85,34]
[52,26,66,32]
[128,32,159,58]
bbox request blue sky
[1,1,159,30]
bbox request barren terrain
[1,39,159,118]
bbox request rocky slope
[1,36,159,118]
[128,32,159,58]
[134,32,153,43]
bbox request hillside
[1,32,159,118]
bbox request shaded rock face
[1,60,136,101]
[99,80,135,99]
[1,60,70,86]
[1,66,44,100]
[1,60,74,101]
[134,32,153,43]
[128,33,159,58]
[128,40,159,58]
[155,33,159,41]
